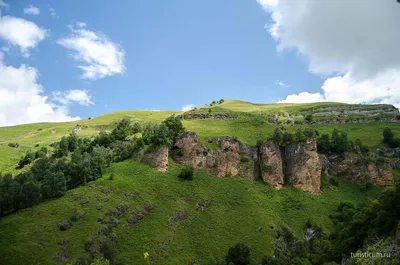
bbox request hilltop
[0,99,399,265]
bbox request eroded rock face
[259,141,284,189]
[172,133,257,179]
[318,154,332,176]
[329,155,393,186]
[285,139,322,194]
[134,145,169,172]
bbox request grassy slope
[0,100,399,264]
[0,159,385,265]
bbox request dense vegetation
[0,116,185,217]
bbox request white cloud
[24,5,40,15]
[278,92,325,104]
[259,0,400,107]
[0,57,80,127]
[49,8,56,17]
[53,89,93,106]
[275,80,290,87]
[181,104,195,111]
[57,24,125,80]
[0,15,47,54]
[76,21,86,28]
[0,0,7,7]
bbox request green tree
[162,115,184,138]
[41,170,67,198]
[225,243,251,265]
[142,122,156,145]
[111,118,132,141]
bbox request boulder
[259,141,284,189]
[285,139,322,194]
[134,145,169,172]
[8,142,19,148]
[329,155,393,186]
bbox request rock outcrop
[134,145,169,172]
[285,140,322,194]
[329,155,393,186]
[259,141,284,189]
[135,131,394,194]
[171,133,257,180]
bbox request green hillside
[0,100,399,265]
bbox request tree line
[0,116,185,217]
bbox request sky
[0,0,399,127]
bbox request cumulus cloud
[258,0,400,107]
[57,23,125,80]
[24,5,40,15]
[53,89,93,106]
[49,7,56,17]
[0,15,47,54]
[275,80,290,87]
[181,104,195,111]
[0,57,80,127]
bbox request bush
[328,178,339,187]
[178,167,194,180]
[305,114,313,122]
[225,242,251,265]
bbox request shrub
[305,114,313,122]
[178,167,194,180]
[225,242,251,265]
[328,178,339,187]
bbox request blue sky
[0,0,399,126]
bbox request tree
[142,122,156,145]
[111,118,132,141]
[67,133,79,152]
[383,128,394,144]
[162,115,185,138]
[317,134,331,154]
[17,150,36,169]
[225,243,251,265]
[92,130,114,148]
[41,170,67,198]
[35,147,48,159]
[330,129,349,154]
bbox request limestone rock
[172,133,257,179]
[285,139,322,194]
[318,154,331,176]
[259,141,284,189]
[134,145,169,172]
[329,155,393,186]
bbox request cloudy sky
[0,0,399,126]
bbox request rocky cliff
[171,132,258,180]
[328,155,393,186]
[133,145,169,172]
[172,132,321,193]
[134,132,394,194]
[259,141,284,189]
[285,140,322,194]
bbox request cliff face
[171,133,257,180]
[328,155,393,186]
[136,132,394,194]
[172,133,321,193]
[134,145,169,172]
[259,141,284,190]
[285,140,322,194]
